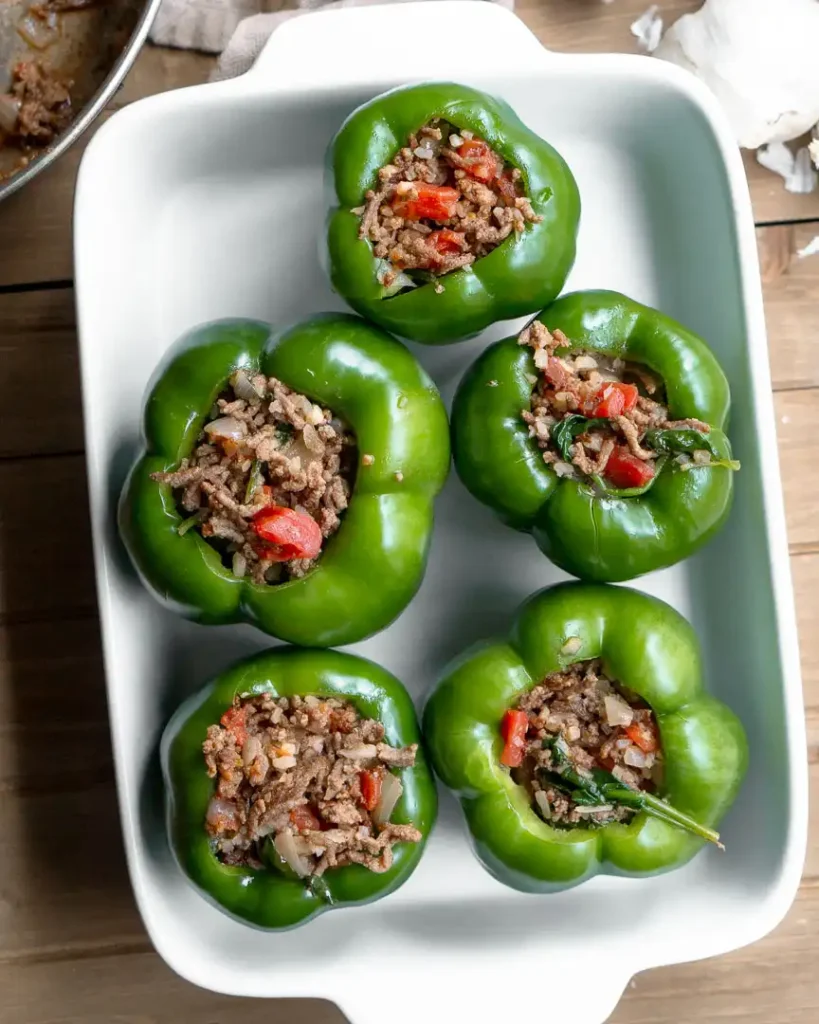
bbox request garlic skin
[654,0,819,150]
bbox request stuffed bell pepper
[119,314,450,647]
[327,82,580,344]
[423,583,747,893]
[451,290,738,581]
[163,647,436,929]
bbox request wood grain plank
[0,455,97,626]
[516,0,701,54]
[0,616,146,962]
[776,390,819,554]
[5,884,819,1024]
[0,287,81,458]
[757,223,819,392]
[745,148,819,228]
[611,882,819,1024]
[5,950,345,1022]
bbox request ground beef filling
[356,120,542,292]
[203,693,422,877]
[152,371,354,584]
[519,321,714,489]
[505,660,662,827]
[7,61,73,147]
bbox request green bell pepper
[451,289,736,581]
[162,647,437,929]
[326,82,580,345]
[423,582,747,893]
[119,314,450,647]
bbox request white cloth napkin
[150,0,513,80]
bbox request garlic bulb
[655,0,819,150]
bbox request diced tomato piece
[625,721,658,754]
[393,182,459,222]
[359,770,383,812]
[604,447,655,490]
[429,228,465,255]
[290,805,323,832]
[457,138,501,183]
[251,505,322,561]
[589,382,639,419]
[219,706,248,747]
[500,709,529,768]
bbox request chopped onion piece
[576,804,614,816]
[230,369,263,401]
[624,746,647,768]
[534,790,552,819]
[242,735,261,766]
[18,11,59,49]
[274,831,311,877]
[204,416,244,440]
[339,744,377,760]
[206,796,239,830]
[561,636,582,656]
[553,461,575,478]
[373,773,403,825]
[604,694,634,727]
[232,552,247,578]
[376,259,418,297]
[271,755,296,770]
[572,355,598,371]
[0,95,20,134]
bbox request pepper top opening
[204,691,422,893]
[355,119,542,298]
[519,321,735,495]
[152,370,357,584]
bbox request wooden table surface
[3,1,817,1021]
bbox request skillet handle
[338,963,631,1024]
[241,0,553,91]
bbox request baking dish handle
[337,963,631,1024]
[242,0,552,91]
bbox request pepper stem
[604,786,724,849]
[540,736,723,849]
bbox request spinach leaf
[275,423,294,447]
[550,415,609,462]
[643,428,718,458]
[539,736,723,846]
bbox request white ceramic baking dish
[73,4,807,1021]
